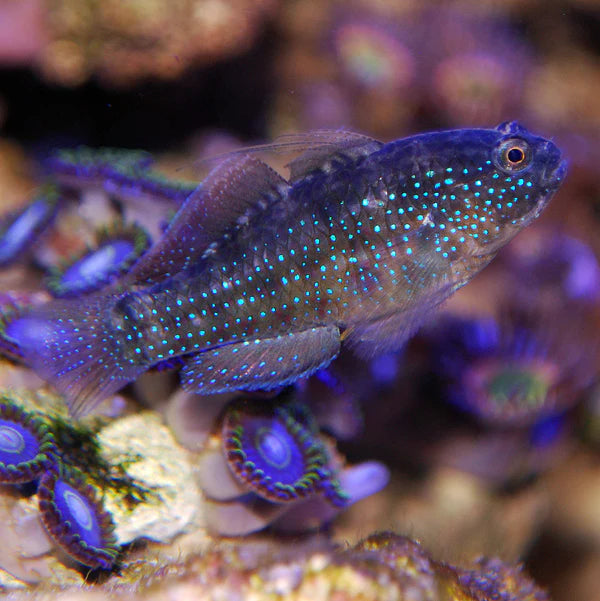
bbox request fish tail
[4,294,145,417]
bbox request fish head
[412,122,567,257]
[489,120,566,224]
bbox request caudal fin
[4,294,145,417]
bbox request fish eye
[507,147,524,163]
[494,138,531,172]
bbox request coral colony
[0,397,118,570]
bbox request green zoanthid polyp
[6,122,566,416]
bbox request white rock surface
[97,412,203,544]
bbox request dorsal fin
[279,130,383,181]
[202,130,383,182]
[125,154,289,285]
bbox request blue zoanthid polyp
[222,399,348,505]
[45,220,152,298]
[44,146,197,207]
[5,122,566,416]
[0,186,59,267]
[197,396,389,536]
[0,397,57,483]
[431,311,597,426]
[38,464,119,570]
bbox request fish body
[6,123,566,415]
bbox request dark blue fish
[6,123,566,416]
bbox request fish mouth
[522,158,567,224]
[550,159,568,184]
[542,157,568,189]
[543,157,568,198]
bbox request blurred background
[1,0,600,599]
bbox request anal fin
[181,326,340,394]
